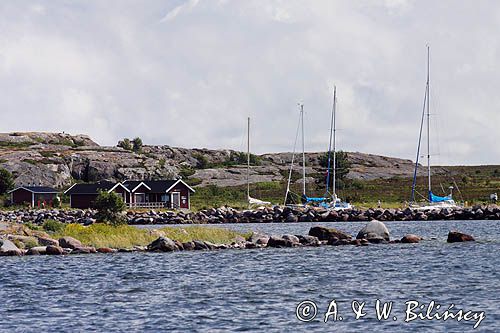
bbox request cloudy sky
[1,0,499,165]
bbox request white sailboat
[410,46,459,210]
[325,86,352,210]
[246,117,270,207]
[283,92,352,210]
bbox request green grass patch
[53,224,246,249]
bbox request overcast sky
[1,0,499,165]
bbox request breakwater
[0,205,499,225]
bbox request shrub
[132,137,143,152]
[179,166,196,178]
[42,219,65,233]
[0,168,14,195]
[93,191,126,226]
[117,138,133,150]
[194,153,210,169]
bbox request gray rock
[46,245,64,255]
[193,240,210,250]
[182,241,195,250]
[401,234,422,243]
[147,237,178,252]
[296,235,321,246]
[58,236,83,249]
[27,246,47,255]
[267,235,297,248]
[37,236,59,247]
[356,220,390,242]
[0,239,23,256]
[309,226,352,241]
[447,231,475,243]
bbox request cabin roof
[123,179,195,193]
[8,186,59,194]
[64,181,118,195]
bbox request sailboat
[283,91,352,210]
[410,46,459,210]
[325,86,352,210]
[246,117,271,207]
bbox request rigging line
[325,86,336,196]
[411,79,428,202]
[284,108,303,205]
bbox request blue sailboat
[410,46,459,210]
[284,89,352,210]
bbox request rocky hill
[0,132,429,189]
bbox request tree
[117,138,132,151]
[132,137,143,152]
[319,151,351,188]
[194,153,210,169]
[0,168,14,195]
[93,191,126,225]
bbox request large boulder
[356,220,390,243]
[0,239,23,256]
[308,226,352,241]
[46,245,65,255]
[248,232,270,245]
[147,237,178,252]
[296,235,321,246]
[401,234,422,243]
[447,231,475,243]
[37,236,59,247]
[267,235,298,248]
[58,236,83,249]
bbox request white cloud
[0,0,499,165]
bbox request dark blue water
[0,220,499,332]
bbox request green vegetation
[117,137,143,153]
[194,153,210,169]
[42,219,66,233]
[0,168,14,195]
[93,191,126,225]
[319,151,351,185]
[40,151,56,158]
[0,141,33,149]
[0,159,7,164]
[132,137,143,152]
[179,165,196,178]
[52,223,246,249]
[189,163,500,209]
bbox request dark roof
[9,186,59,194]
[64,181,117,195]
[123,180,194,193]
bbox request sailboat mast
[426,46,431,201]
[247,117,250,203]
[301,103,306,196]
[326,88,334,195]
[332,87,337,200]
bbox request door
[171,192,180,209]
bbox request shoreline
[0,220,478,257]
[1,204,499,226]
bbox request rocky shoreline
[0,204,499,226]
[0,220,476,257]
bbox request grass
[52,223,246,249]
[189,165,500,210]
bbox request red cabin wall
[34,193,57,207]
[70,194,98,209]
[168,184,191,209]
[11,188,33,206]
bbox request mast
[332,87,337,201]
[325,88,335,195]
[300,103,306,196]
[426,45,431,201]
[247,117,250,204]
[410,83,427,203]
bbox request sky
[1,0,500,165]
